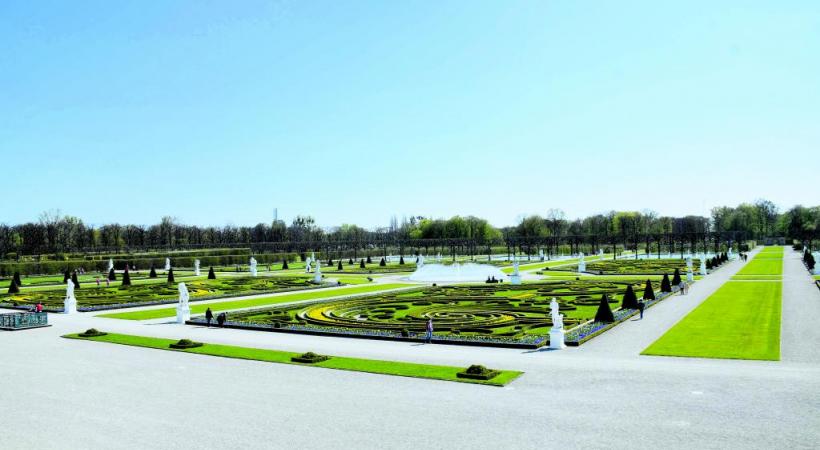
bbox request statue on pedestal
[194,259,201,276]
[249,257,258,277]
[176,282,190,323]
[164,258,171,271]
[64,279,77,314]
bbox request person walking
[679,281,686,295]
[425,318,434,344]
[35,302,43,313]
[217,312,225,327]
[205,308,213,327]
[638,300,646,319]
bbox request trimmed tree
[348,258,353,265]
[282,259,289,270]
[399,256,405,265]
[208,266,216,279]
[660,274,672,293]
[595,294,615,323]
[643,279,656,300]
[71,271,81,289]
[671,268,682,286]
[360,259,366,269]
[121,267,131,286]
[366,256,372,264]
[379,257,386,267]
[621,285,639,309]
[8,277,20,294]
[149,266,157,278]
[337,260,343,270]
[13,272,21,287]
[167,268,175,284]
[328,258,333,266]
[63,270,70,284]
[108,268,116,281]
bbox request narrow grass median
[642,281,782,360]
[63,332,522,386]
[97,283,412,321]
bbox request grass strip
[97,283,413,321]
[63,332,522,386]
[642,281,781,360]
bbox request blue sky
[1,1,817,228]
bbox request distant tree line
[0,200,817,258]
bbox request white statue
[310,252,316,263]
[194,259,201,276]
[699,253,708,275]
[305,256,312,273]
[418,255,425,268]
[539,249,545,261]
[314,259,323,283]
[107,259,114,271]
[510,257,522,285]
[176,282,190,323]
[513,258,520,276]
[164,258,171,271]
[437,253,442,262]
[249,257,258,277]
[686,255,693,271]
[64,279,77,314]
[578,252,586,273]
[549,297,565,349]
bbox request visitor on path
[425,319,434,343]
[205,308,213,327]
[35,302,43,313]
[105,279,110,287]
[638,300,646,319]
[95,277,100,286]
[679,282,686,295]
[217,312,226,327]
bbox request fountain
[107,259,114,272]
[578,252,586,273]
[407,263,508,283]
[510,258,522,285]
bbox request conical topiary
[399,256,405,265]
[366,256,372,264]
[121,267,131,286]
[671,268,682,286]
[167,268,175,283]
[379,257,386,267]
[595,294,615,323]
[8,278,20,294]
[348,258,353,265]
[660,274,672,293]
[337,260,343,270]
[71,271,81,289]
[149,266,157,278]
[621,285,639,309]
[108,268,116,281]
[63,270,70,284]
[208,266,216,279]
[360,259,366,269]
[643,279,656,300]
[13,272,21,287]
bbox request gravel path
[780,248,820,364]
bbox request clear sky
[1,1,817,228]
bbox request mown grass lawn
[63,332,522,386]
[97,283,413,320]
[642,281,781,360]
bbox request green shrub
[456,364,500,380]
[348,258,354,265]
[208,266,216,279]
[366,256,372,264]
[660,274,672,293]
[121,268,131,286]
[7,278,20,294]
[78,328,107,337]
[108,268,116,281]
[360,259,366,269]
[671,269,682,286]
[282,260,289,270]
[71,271,81,289]
[169,339,203,349]
[399,256,405,265]
[621,285,639,309]
[167,268,175,283]
[13,272,21,287]
[149,266,157,278]
[63,270,70,284]
[643,279,656,300]
[337,261,343,270]
[291,352,330,364]
[595,294,614,323]
[379,258,386,267]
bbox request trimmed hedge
[456,365,500,380]
[169,339,203,349]
[291,352,330,364]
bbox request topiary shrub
[71,271,81,289]
[167,268,175,283]
[399,256,405,265]
[360,259,366,269]
[328,258,333,266]
[348,258,354,265]
[456,364,500,380]
[660,274,672,293]
[78,328,107,337]
[108,268,116,281]
[13,272,21,287]
[379,258,386,267]
[63,270,70,284]
[621,285,639,309]
[121,268,131,286]
[169,339,203,349]
[366,256,372,264]
[291,351,330,364]
[643,279,656,300]
[208,266,216,279]
[671,268,682,286]
[337,260,343,270]
[595,294,614,323]
[149,266,157,278]
[7,278,20,294]
[282,259,289,270]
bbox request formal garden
[191,278,683,348]
[0,276,328,312]
[547,258,701,275]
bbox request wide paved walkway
[780,248,820,363]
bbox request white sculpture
[249,257,258,277]
[176,282,190,323]
[539,249,545,261]
[418,255,425,268]
[549,297,565,349]
[437,253,442,262]
[194,259,201,276]
[700,254,708,275]
[164,258,171,271]
[510,258,522,285]
[314,260,323,284]
[305,256,312,273]
[578,252,586,273]
[598,248,604,257]
[686,255,693,271]
[107,259,114,272]
[64,279,77,314]
[687,268,694,283]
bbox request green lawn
[642,281,781,360]
[735,247,783,277]
[63,332,522,386]
[97,283,413,320]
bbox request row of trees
[1,200,817,257]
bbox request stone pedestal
[549,329,565,349]
[176,305,190,324]
[64,296,77,315]
[510,274,522,285]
